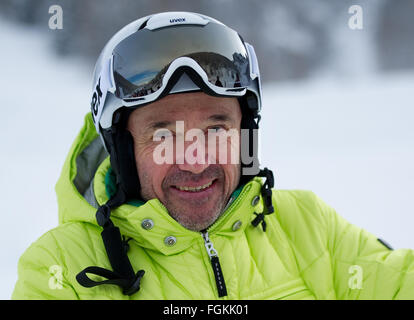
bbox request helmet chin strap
[251,168,275,232]
[76,188,145,296]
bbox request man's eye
[153,129,173,140]
[208,126,226,133]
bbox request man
[13,12,414,300]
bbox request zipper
[155,184,252,297]
[197,183,253,298]
[202,230,227,298]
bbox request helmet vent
[138,18,149,30]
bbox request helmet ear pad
[112,128,141,199]
[238,95,260,186]
[103,108,141,201]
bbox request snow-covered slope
[1,19,413,299]
[0,20,91,299]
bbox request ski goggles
[113,21,259,100]
[92,21,260,130]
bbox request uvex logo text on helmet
[91,77,102,121]
[170,18,186,23]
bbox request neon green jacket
[12,113,414,300]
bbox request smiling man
[127,92,242,231]
[13,12,414,300]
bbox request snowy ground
[0,20,92,299]
[260,74,414,250]
[1,20,413,300]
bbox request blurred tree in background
[0,0,413,83]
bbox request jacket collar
[93,157,265,256]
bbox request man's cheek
[223,164,241,192]
[152,166,172,198]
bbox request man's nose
[176,139,210,174]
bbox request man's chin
[169,207,222,231]
[161,179,227,230]
[163,197,224,231]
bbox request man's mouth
[172,179,216,193]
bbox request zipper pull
[202,231,227,298]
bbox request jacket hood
[55,113,108,226]
[55,113,265,252]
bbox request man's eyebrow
[144,114,233,130]
[207,114,233,122]
[146,120,174,130]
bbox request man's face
[127,92,242,231]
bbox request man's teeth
[176,181,213,192]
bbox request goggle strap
[91,56,115,132]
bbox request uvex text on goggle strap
[90,17,261,135]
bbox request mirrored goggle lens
[112,22,251,99]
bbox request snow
[1,19,413,300]
[0,19,91,299]
[260,74,414,253]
